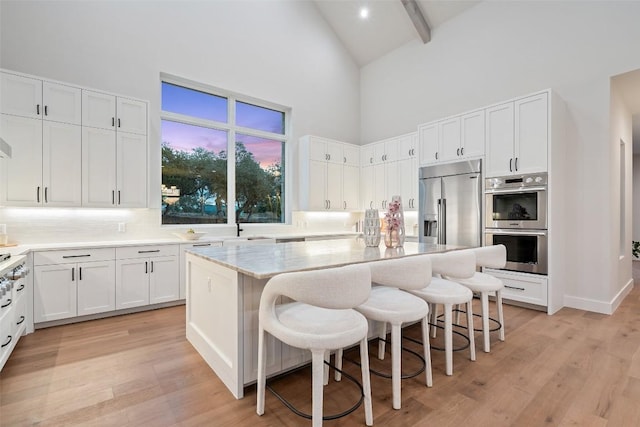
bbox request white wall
[360,1,640,312]
[634,154,640,243]
[0,0,360,241]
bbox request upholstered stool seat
[408,251,477,376]
[337,255,433,410]
[257,264,374,427]
[445,245,507,353]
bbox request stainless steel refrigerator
[419,159,482,247]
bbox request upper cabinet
[485,92,548,177]
[82,90,147,208]
[298,135,360,211]
[0,70,148,208]
[82,90,147,135]
[361,132,418,211]
[419,110,485,166]
[0,72,82,207]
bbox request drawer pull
[192,243,211,247]
[16,315,25,325]
[138,250,160,254]
[1,335,11,348]
[505,285,525,292]
[62,254,91,258]
[1,299,11,308]
[17,284,25,292]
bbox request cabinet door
[116,258,149,309]
[42,122,81,206]
[116,132,147,207]
[82,127,117,207]
[34,264,76,323]
[515,93,548,174]
[342,164,359,210]
[398,134,416,161]
[326,162,342,210]
[308,137,327,162]
[485,102,515,178]
[0,114,43,206]
[308,160,328,210]
[342,144,360,166]
[383,140,398,163]
[373,163,386,210]
[360,165,375,210]
[440,117,461,162]
[116,97,147,135]
[373,142,387,164]
[325,141,342,164]
[460,110,485,159]
[399,157,418,211]
[385,161,399,207]
[361,145,375,167]
[419,123,439,165]
[42,82,81,125]
[82,90,116,130]
[149,256,179,304]
[0,73,41,119]
[77,260,116,316]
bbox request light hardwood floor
[2,285,640,427]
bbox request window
[161,78,287,225]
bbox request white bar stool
[256,264,374,427]
[408,250,477,376]
[337,255,433,410]
[444,245,507,353]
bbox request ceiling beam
[400,0,431,44]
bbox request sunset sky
[161,83,284,168]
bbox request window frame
[160,73,290,225]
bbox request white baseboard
[564,278,634,315]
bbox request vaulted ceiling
[313,0,480,67]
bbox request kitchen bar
[184,238,462,399]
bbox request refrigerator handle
[437,199,442,243]
[442,198,446,244]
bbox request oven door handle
[485,229,547,236]
[485,186,547,194]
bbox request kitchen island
[185,239,460,398]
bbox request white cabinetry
[33,248,116,323]
[418,110,484,166]
[485,269,548,308]
[1,257,30,372]
[179,241,223,300]
[82,90,147,207]
[298,135,360,211]
[116,245,179,309]
[397,133,419,210]
[0,71,82,207]
[362,133,417,211]
[485,92,548,177]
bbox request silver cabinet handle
[509,158,513,172]
[138,250,160,253]
[150,261,154,273]
[62,254,91,258]
[71,267,75,282]
[79,267,82,281]
[145,261,148,274]
[37,187,40,203]
[44,187,48,203]
[44,105,48,116]
[36,104,40,115]
[435,152,438,160]
[112,117,115,127]
[461,147,464,156]
[112,190,115,205]
[343,201,346,209]
[457,148,460,156]
[505,285,525,291]
[118,190,121,205]
[515,157,519,171]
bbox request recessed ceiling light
[359,7,369,19]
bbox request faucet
[236,222,243,237]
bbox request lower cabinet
[485,268,548,308]
[179,241,223,299]
[34,248,116,322]
[116,245,179,310]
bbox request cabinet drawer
[485,269,548,307]
[116,244,179,259]
[34,248,115,266]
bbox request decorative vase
[383,195,405,248]
[363,209,381,247]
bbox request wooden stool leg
[256,326,266,415]
[497,290,505,341]
[444,303,453,376]
[391,323,402,410]
[481,292,490,352]
[466,300,476,361]
[421,316,433,387]
[312,350,325,427]
[360,337,374,426]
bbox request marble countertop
[186,239,463,279]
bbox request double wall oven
[484,173,548,275]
